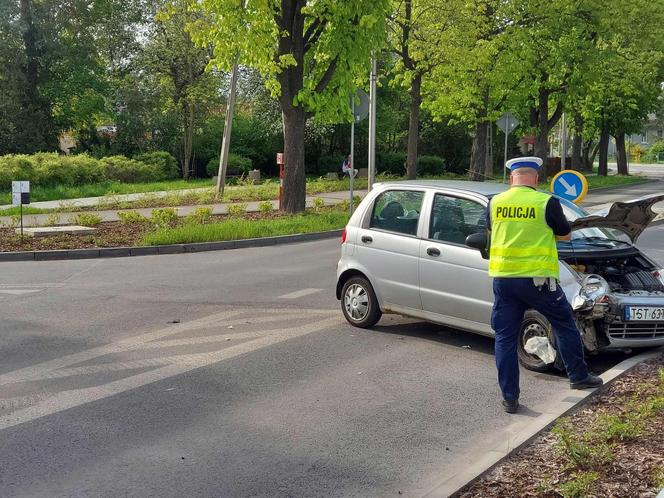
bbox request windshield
[557,197,631,249]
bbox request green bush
[644,140,664,162]
[186,206,213,224]
[312,197,326,212]
[117,210,146,224]
[417,155,445,176]
[150,207,179,227]
[206,153,253,177]
[376,152,406,175]
[258,201,273,213]
[227,202,248,217]
[72,212,103,227]
[0,153,168,190]
[100,155,165,183]
[134,151,179,179]
[317,155,345,175]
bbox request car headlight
[653,270,664,286]
[579,274,610,301]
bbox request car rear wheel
[518,310,561,373]
[341,276,382,328]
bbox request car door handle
[426,247,441,257]
[361,235,373,243]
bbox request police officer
[487,156,602,413]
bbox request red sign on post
[277,152,284,210]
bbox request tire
[518,310,559,373]
[340,276,382,328]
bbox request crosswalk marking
[0,308,340,431]
[279,288,324,299]
[0,289,42,295]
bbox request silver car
[336,180,664,372]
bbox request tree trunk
[485,122,493,180]
[529,84,564,163]
[615,133,628,175]
[406,73,421,180]
[598,123,610,176]
[571,113,583,171]
[469,121,489,181]
[282,107,307,213]
[181,102,195,179]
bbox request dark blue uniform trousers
[491,277,589,401]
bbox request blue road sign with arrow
[550,170,588,205]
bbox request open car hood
[570,193,664,243]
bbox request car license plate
[625,306,664,321]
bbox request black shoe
[570,374,603,390]
[502,399,519,413]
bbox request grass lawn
[585,173,648,189]
[141,210,349,246]
[0,179,213,205]
[0,206,52,216]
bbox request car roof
[373,180,510,197]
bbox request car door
[355,188,425,312]
[418,191,494,335]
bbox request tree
[387,0,457,179]
[144,1,222,178]
[191,0,389,212]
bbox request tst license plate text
[625,306,664,321]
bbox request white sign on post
[12,193,21,206]
[12,181,30,193]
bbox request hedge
[644,140,664,162]
[0,152,178,189]
[206,153,253,177]
[417,155,446,176]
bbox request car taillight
[341,228,347,244]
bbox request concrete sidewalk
[0,190,366,227]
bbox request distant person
[341,155,358,178]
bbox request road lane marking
[279,288,324,299]
[0,313,340,431]
[0,289,42,295]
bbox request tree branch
[314,57,338,94]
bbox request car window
[429,194,486,244]
[370,190,424,236]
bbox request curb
[423,347,664,498]
[0,230,343,262]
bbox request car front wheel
[518,310,561,373]
[341,276,382,328]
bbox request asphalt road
[1,190,663,497]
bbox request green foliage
[186,206,213,224]
[72,212,103,227]
[45,213,61,227]
[312,197,326,212]
[206,154,253,177]
[317,155,345,175]
[133,152,179,180]
[150,208,179,228]
[227,203,248,217]
[117,210,146,224]
[142,211,349,246]
[0,153,172,190]
[258,201,274,213]
[644,141,664,162]
[376,152,406,175]
[558,471,599,498]
[552,418,615,470]
[417,155,445,176]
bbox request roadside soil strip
[0,307,340,431]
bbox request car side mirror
[466,232,489,260]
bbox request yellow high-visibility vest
[489,187,560,279]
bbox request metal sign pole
[350,102,355,215]
[368,57,377,191]
[20,201,23,238]
[561,112,567,170]
[503,115,510,184]
[216,62,239,198]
